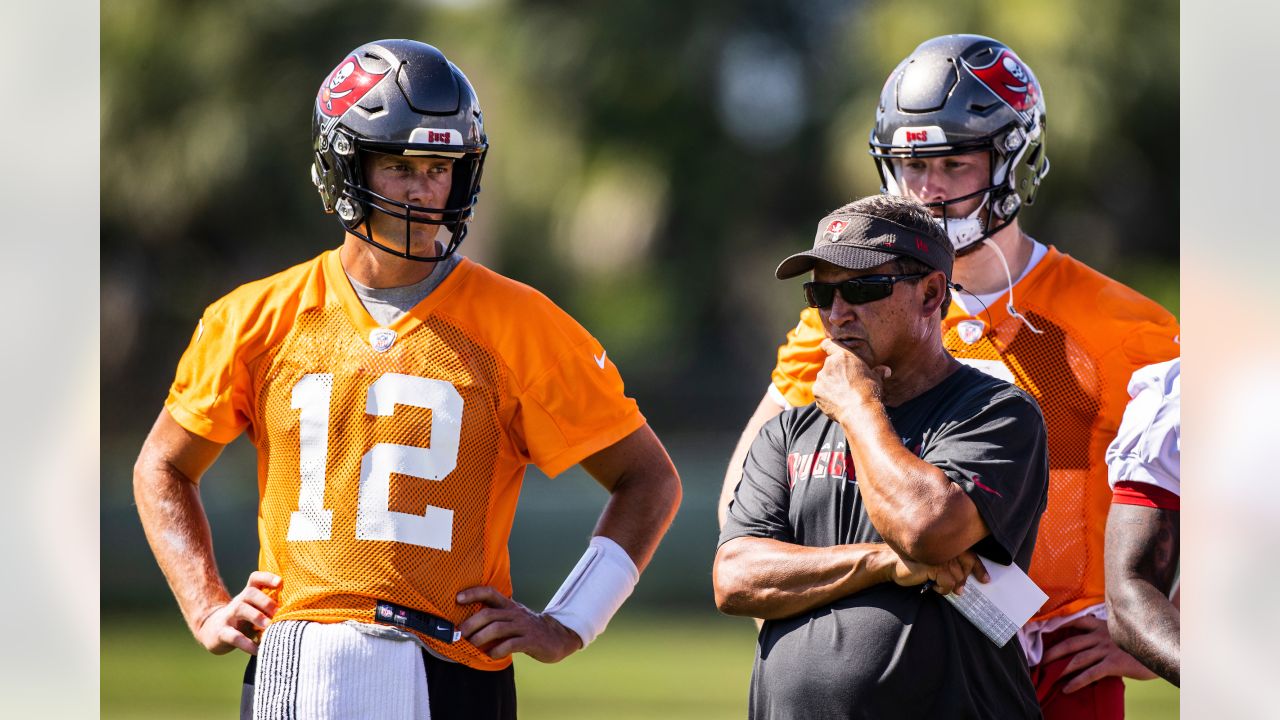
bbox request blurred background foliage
[102,0,1179,715]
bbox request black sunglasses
[802,273,930,309]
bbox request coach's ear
[920,272,948,317]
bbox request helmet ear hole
[1026,143,1043,170]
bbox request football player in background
[134,39,680,720]
[717,34,1178,718]
[1105,358,1181,686]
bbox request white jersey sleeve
[1106,358,1181,497]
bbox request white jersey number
[285,372,463,550]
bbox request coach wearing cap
[713,194,1049,719]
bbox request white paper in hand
[942,555,1048,647]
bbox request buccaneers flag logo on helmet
[963,49,1041,121]
[318,55,390,118]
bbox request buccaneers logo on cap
[963,49,1041,120]
[318,55,390,118]
[821,219,848,243]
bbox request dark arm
[1105,503,1180,685]
[713,537,897,619]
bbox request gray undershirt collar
[346,252,463,326]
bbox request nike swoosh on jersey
[594,350,607,369]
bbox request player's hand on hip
[457,585,583,663]
[814,339,890,423]
[1040,614,1159,692]
[194,571,281,656]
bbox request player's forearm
[592,459,681,574]
[839,404,973,564]
[133,464,231,634]
[1107,580,1180,685]
[713,537,892,619]
[1105,504,1180,685]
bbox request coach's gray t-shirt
[720,364,1049,720]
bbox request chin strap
[940,199,988,251]
[985,240,1043,334]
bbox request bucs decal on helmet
[963,49,1040,120]
[318,55,390,118]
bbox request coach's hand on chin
[813,338,891,423]
[456,585,584,663]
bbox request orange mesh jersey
[166,249,644,670]
[771,247,1179,621]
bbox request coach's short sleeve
[922,389,1049,568]
[165,305,253,445]
[720,414,794,546]
[508,305,644,479]
[771,307,826,408]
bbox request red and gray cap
[775,211,954,280]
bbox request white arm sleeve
[544,535,640,647]
[1106,358,1181,497]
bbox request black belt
[374,600,462,644]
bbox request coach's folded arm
[713,536,985,621]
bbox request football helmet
[869,35,1049,253]
[311,40,487,262]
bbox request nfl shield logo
[957,320,985,345]
[369,328,397,353]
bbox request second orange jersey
[166,249,645,670]
[770,247,1179,621]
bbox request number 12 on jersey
[286,372,464,551]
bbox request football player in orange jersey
[716,35,1178,719]
[134,40,681,720]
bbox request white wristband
[544,535,639,647]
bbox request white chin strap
[938,199,988,253]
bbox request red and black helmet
[869,35,1049,253]
[311,40,488,262]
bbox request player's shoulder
[443,260,601,380]
[1034,248,1173,326]
[453,257,563,308]
[450,260,583,335]
[202,251,329,321]
[1028,248,1179,366]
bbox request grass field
[102,612,1178,718]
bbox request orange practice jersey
[166,249,644,670]
[771,247,1179,621]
